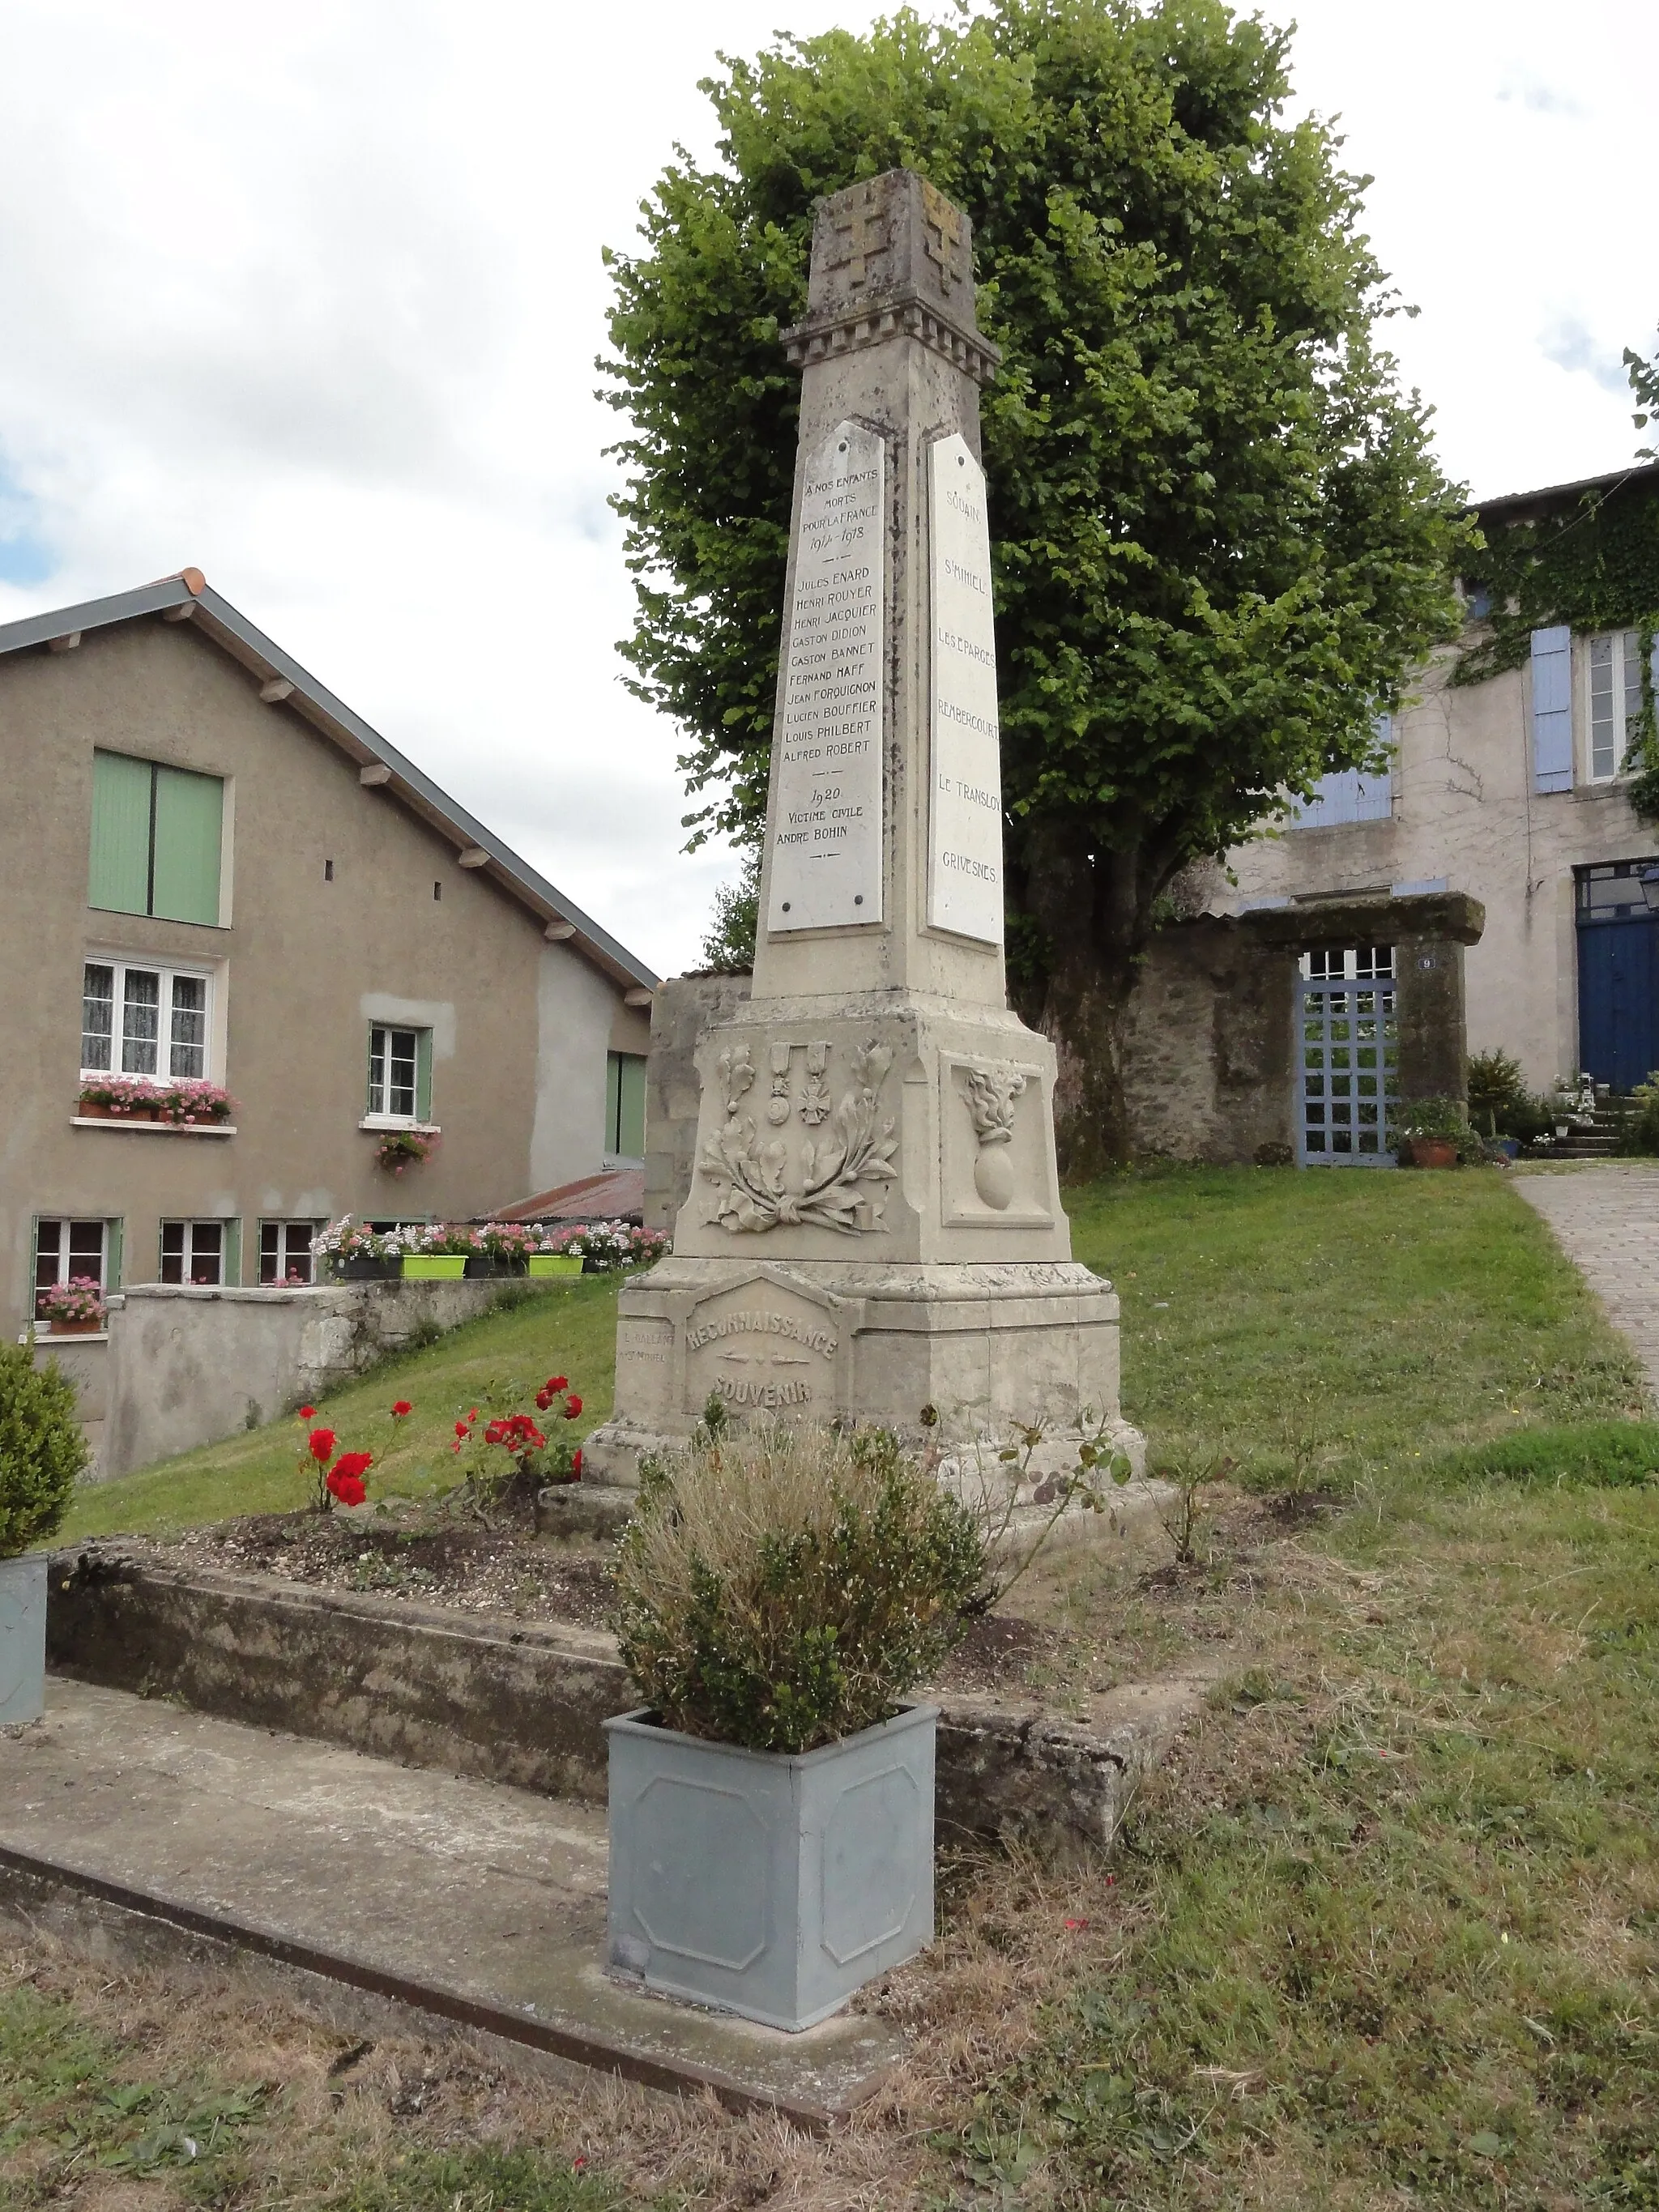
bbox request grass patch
[1066,1164,1644,1487]
[0,1963,629,2210]
[59,1275,624,1543]
[1429,1418,1659,1491]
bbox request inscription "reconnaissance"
[685,1308,840,1359]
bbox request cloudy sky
[1,1,1654,977]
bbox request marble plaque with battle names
[927,433,1004,946]
[766,421,885,933]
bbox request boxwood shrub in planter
[605,1415,986,2031]
[1,1337,88,1725]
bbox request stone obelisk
[588,169,1132,1476]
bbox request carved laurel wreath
[700,1040,898,1234]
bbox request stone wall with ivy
[1457,468,1659,815]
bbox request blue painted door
[1577,914,1659,1090]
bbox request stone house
[1206,461,1659,1159]
[2,566,657,1336]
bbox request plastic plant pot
[0,1553,48,1727]
[605,1700,936,2032]
[527,1255,584,1278]
[401,1255,467,1279]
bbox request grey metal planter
[604,1700,936,2031]
[0,1552,48,1727]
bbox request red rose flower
[298,1404,316,1420]
[326,1468,369,1507]
[331,1450,373,1481]
[484,1420,507,1446]
[548,1376,568,1394]
[564,1395,582,1420]
[571,1448,582,1479]
[391,1400,412,1418]
[308,1428,336,1462]
[534,1388,552,1411]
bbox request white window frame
[258,1219,322,1285]
[1585,630,1645,783]
[160,1219,225,1286]
[33,1217,112,1315]
[365,1022,433,1128]
[82,953,215,1083]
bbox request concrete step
[0,1678,902,2125]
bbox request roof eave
[0,574,659,995]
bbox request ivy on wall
[1456,467,1659,816]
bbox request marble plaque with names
[766,421,885,932]
[927,434,1004,944]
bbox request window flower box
[338,1257,400,1281]
[76,1076,234,1127]
[402,1255,467,1280]
[37,1277,108,1333]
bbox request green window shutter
[605,1053,621,1153]
[151,765,224,924]
[416,1031,433,1123]
[105,1218,124,1291]
[89,751,154,914]
[222,1219,242,1286]
[618,1055,646,1157]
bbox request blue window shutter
[1530,626,1573,792]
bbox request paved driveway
[1515,1164,1659,1398]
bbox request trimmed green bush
[610,1418,987,1754]
[0,1339,87,1557]
[1429,1421,1659,1491]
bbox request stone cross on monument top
[586,169,1136,1482]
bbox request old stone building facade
[1220,463,1659,1133]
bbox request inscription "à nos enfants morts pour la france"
[767,421,885,932]
[928,433,1004,946]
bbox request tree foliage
[603,0,1470,1166]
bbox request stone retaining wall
[47,1545,1165,1857]
[103,1279,512,1481]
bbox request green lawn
[1068,1163,1643,1483]
[20,1166,1659,2207]
[59,1274,623,1542]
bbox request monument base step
[0,1679,903,2125]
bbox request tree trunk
[1019,816,1185,1179]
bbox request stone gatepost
[586,169,1136,1478]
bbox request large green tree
[602,0,1470,1170]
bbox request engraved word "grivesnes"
[685,1309,840,1358]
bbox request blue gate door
[1577,915,1659,1091]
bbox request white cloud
[2,0,1657,974]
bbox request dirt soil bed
[112,1501,1077,1696]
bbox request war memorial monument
[588,168,1133,1477]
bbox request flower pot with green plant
[1397,1095,1468,1169]
[603,1412,986,2031]
[0,1337,89,1724]
[374,1128,437,1176]
[36,1278,107,1335]
[399,1224,476,1279]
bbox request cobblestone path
[1515,1164,1659,1400]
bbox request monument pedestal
[587,168,1138,1485]
[585,991,1135,1481]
